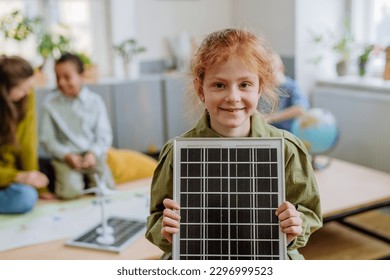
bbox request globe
[291,108,339,168]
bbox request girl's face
[9,76,35,102]
[201,55,261,137]
[55,61,83,98]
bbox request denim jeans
[0,183,38,214]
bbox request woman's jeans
[0,183,38,214]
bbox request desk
[315,158,390,221]
[314,158,390,244]
[0,233,162,260]
[0,178,163,260]
[1,159,389,260]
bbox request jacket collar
[194,111,269,138]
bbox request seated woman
[0,55,49,214]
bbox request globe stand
[311,155,332,171]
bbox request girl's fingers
[275,201,302,244]
[163,198,180,210]
[161,227,178,243]
[278,208,300,222]
[276,201,300,222]
[280,217,302,229]
[161,198,181,244]
[275,201,295,216]
[162,216,180,228]
[163,208,181,221]
[282,225,302,235]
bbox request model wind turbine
[66,173,147,253]
[82,174,116,245]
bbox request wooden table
[0,178,163,260]
[315,158,390,221]
[314,158,390,243]
[1,159,389,260]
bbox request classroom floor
[301,206,390,260]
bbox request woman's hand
[161,198,181,243]
[275,201,302,244]
[15,171,49,189]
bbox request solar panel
[66,217,146,253]
[172,138,286,260]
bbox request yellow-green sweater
[0,92,39,188]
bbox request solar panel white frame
[173,138,286,260]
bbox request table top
[0,232,162,260]
[315,158,390,220]
[1,159,389,260]
[0,178,163,260]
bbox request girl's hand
[161,198,181,243]
[15,171,49,189]
[275,201,302,244]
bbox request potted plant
[310,20,354,76]
[0,10,46,86]
[357,45,375,77]
[113,38,146,79]
[0,10,40,42]
[36,25,73,69]
[332,35,354,76]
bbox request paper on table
[0,186,150,252]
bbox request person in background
[263,53,309,132]
[145,28,322,259]
[40,53,114,199]
[0,55,49,214]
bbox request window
[351,0,390,77]
[372,0,390,46]
[0,1,35,58]
[52,0,93,55]
[0,0,110,76]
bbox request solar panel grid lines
[173,138,287,260]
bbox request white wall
[108,0,233,77]
[295,0,347,96]
[107,0,346,92]
[231,0,295,57]
[134,0,233,60]
[230,0,346,96]
[90,0,112,77]
[109,0,137,78]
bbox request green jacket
[145,112,322,260]
[0,93,39,188]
